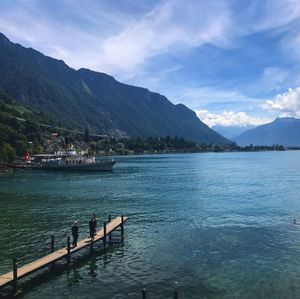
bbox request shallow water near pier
[1,151,300,298]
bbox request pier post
[103,221,107,249]
[51,235,55,253]
[67,236,71,265]
[108,215,112,246]
[174,290,179,299]
[13,258,18,293]
[121,214,124,243]
[142,288,147,299]
[0,216,128,292]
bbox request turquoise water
[1,151,300,298]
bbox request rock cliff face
[0,32,230,144]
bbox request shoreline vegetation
[0,90,288,173]
[0,141,288,174]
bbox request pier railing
[0,215,128,293]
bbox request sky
[1,0,300,127]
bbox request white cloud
[260,68,290,91]
[242,0,300,32]
[1,0,300,78]
[262,87,300,117]
[0,0,233,79]
[195,110,272,127]
[2,0,300,119]
[167,86,262,110]
[86,0,233,78]
[280,32,300,64]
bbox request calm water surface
[1,151,300,298]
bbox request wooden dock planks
[0,216,128,289]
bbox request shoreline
[0,163,14,174]
[96,148,289,157]
[0,162,25,175]
[1,148,297,173]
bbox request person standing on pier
[89,217,96,240]
[92,214,97,236]
[71,221,79,247]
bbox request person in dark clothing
[71,221,79,247]
[89,218,95,240]
[92,214,97,236]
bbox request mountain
[233,117,300,146]
[212,125,256,139]
[0,32,230,144]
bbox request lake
[1,151,300,298]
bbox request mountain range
[233,117,300,147]
[212,125,256,139]
[0,32,230,145]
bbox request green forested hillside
[0,32,231,145]
[0,90,285,163]
[0,91,57,161]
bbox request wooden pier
[0,215,128,291]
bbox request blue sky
[1,0,300,127]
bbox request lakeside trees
[0,91,286,164]
[0,141,16,162]
[84,136,286,155]
[0,91,57,161]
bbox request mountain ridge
[233,117,300,146]
[0,32,231,144]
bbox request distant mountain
[233,117,300,146]
[0,32,230,144]
[212,125,256,139]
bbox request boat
[31,150,116,171]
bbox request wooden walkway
[0,215,128,290]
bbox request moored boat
[32,151,116,171]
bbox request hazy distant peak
[233,117,300,146]
[212,124,256,139]
[273,117,299,123]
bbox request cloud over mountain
[2,0,300,121]
[195,110,271,127]
[263,87,300,117]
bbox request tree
[0,142,16,162]
[6,143,16,161]
[15,140,27,157]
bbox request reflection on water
[1,152,300,298]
